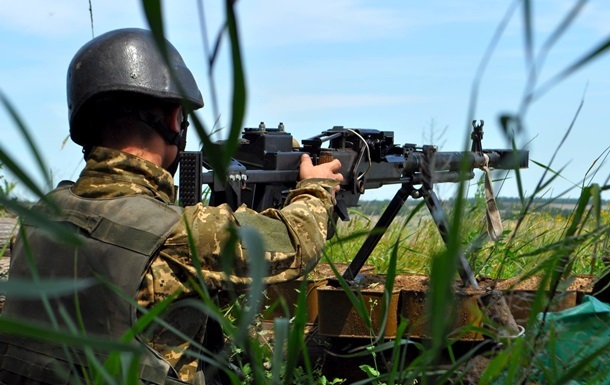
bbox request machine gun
[179,121,528,284]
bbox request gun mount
[180,121,528,282]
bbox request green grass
[328,188,609,281]
[1,0,610,383]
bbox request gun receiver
[180,121,528,281]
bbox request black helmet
[67,28,204,146]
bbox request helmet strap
[165,117,189,177]
[138,111,183,147]
[82,145,94,161]
[137,110,189,176]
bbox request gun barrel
[359,149,527,189]
[402,150,528,173]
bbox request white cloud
[0,1,143,37]
[535,1,610,38]
[585,6,610,36]
[259,92,425,114]
[238,0,414,47]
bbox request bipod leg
[342,183,415,281]
[423,190,479,289]
[424,190,521,336]
[418,144,477,288]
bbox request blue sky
[1,1,609,201]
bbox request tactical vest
[0,185,188,385]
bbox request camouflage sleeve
[156,178,336,291]
[245,178,337,284]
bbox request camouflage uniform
[70,146,335,382]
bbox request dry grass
[326,199,610,280]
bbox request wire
[345,129,372,181]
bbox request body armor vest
[0,185,187,384]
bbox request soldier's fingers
[327,159,342,172]
[300,153,313,168]
[325,160,344,182]
[329,168,344,182]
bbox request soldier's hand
[299,154,344,198]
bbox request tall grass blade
[0,200,80,246]
[538,0,587,56]
[0,277,94,299]
[271,317,288,385]
[0,91,52,191]
[522,0,533,69]
[324,256,374,332]
[222,0,247,167]
[196,0,222,125]
[284,278,314,383]
[0,316,140,353]
[234,226,268,343]
[534,35,610,100]
[0,150,50,204]
[468,0,519,140]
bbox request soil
[0,256,8,278]
[291,266,597,383]
[0,257,7,312]
[305,262,376,281]
[319,270,595,295]
[0,217,16,313]
[496,274,595,292]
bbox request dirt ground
[0,216,17,312]
[262,264,596,383]
[0,256,8,276]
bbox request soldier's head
[66,28,204,174]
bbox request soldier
[0,28,343,385]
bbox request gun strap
[482,154,503,241]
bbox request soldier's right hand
[299,154,344,198]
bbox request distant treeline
[356,197,607,218]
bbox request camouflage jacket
[70,146,336,381]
